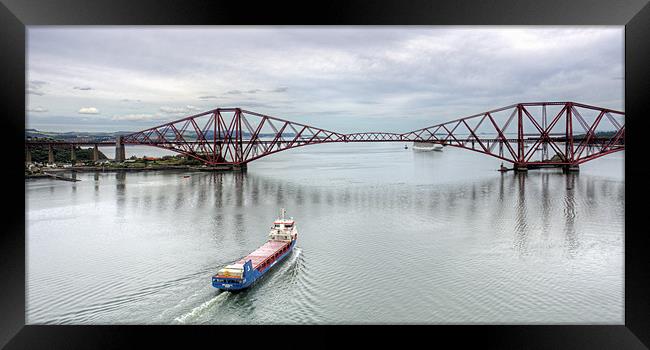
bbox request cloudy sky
[26,26,623,133]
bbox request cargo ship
[212,209,298,291]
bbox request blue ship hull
[212,240,296,291]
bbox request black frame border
[2,0,649,348]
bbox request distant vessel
[412,141,444,152]
[212,209,298,291]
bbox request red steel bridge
[26,102,624,171]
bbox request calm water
[26,143,624,324]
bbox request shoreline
[25,164,246,179]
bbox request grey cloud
[228,101,282,109]
[27,89,45,96]
[229,88,279,95]
[27,106,48,112]
[160,106,188,114]
[73,86,93,90]
[27,80,48,95]
[159,105,205,115]
[112,113,163,121]
[26,27,623,132]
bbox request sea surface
[26,143,624,324]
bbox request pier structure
[25,146,32,163]
[115,136,125,162]
[48,144,54,164]
[70,144,76,163]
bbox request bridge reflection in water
[97,168,619,258]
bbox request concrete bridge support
[93,144,99,162]
[70,145,76,163]
[48,144,54,164]
[514,164,528,172]
[25,147,32,163]
[563,164,580,173]
[115,136,125,162]
[233,163,247,172]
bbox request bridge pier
[48,144,54,164]
[93,144,99,162]
[195,163,248,172]
[70,145,76,163]
[514,164,528,172]
[115,136,125,162]
[25,146,32,164]
[562,164,580,173]
[233,164,247,172]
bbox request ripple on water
[26,145,624,324]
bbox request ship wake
[174,291,229,324]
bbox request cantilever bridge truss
[401,102,625,168]
[122,108,348,165]
[115,102,624,168]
